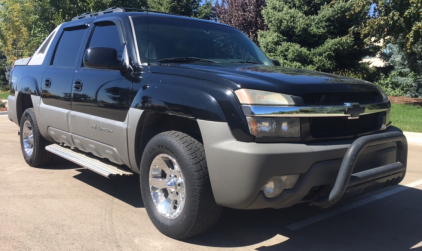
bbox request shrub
[0,84,9,92]
[375,71,410,96]
[333,63,381,83]
[404,72,422,98]
[0,101,5,108]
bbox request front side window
[88,22,124,60]
[52,27,88,68]
[132,16,273,66]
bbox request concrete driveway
[1,114,422,251]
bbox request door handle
[44,79,51,88]
[73,80,83,92]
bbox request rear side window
[52,27,88,68]
[88,22,124,60]
[38,31,56,55]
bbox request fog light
[263,174,300,199]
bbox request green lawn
[390,103,422,132]
[0,91,10,100]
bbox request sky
[369,3,376,16]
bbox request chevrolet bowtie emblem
[344,103,365,119]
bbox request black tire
[20,108,54,167]
[140,131,222,239]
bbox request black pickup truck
[8,7,408,239]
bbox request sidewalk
[404,132,422,145]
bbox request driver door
[69,20,133,165]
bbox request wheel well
[135,111,203,170]
[17,93,33,125]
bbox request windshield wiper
[229,60,263,65]
[157,57,218,64]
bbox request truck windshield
[131,16,273,66]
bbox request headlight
[247,117,301,137]
[235,89,295,105]
[235,89,299,137]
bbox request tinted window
[132,16,272,65]
[88,22,124,60]
[52,27,87,68]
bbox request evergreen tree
[215,0,267,45]
[258,0,371,72]
[380,40,422,98]
[148,0,214,19]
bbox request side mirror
[271,59,281,66]
[83,47,128,71]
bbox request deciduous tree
[0,52,9,91]
[148,0,214,19]
[352,0,422,74]
[214,0,267,45]
[0,0,40,64]
[36,0,148,38]
[0,0,150,65]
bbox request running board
[46,144,133,177]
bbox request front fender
[131,83,226,122]
[130,72,255,142]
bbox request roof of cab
[71,7,230,27]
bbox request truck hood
[149,64,380,97]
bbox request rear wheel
[140,131,222,239]
[20,108,54,167]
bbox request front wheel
[140,131,222,239]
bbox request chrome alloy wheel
[22,120,34,156]
[149,154,186,219]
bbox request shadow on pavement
[39,156,145,208]
[34,156,80,170]
[72,168,144,209]
[38,158,422,250]
[185,186,422,250]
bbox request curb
[404,132,422,145]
